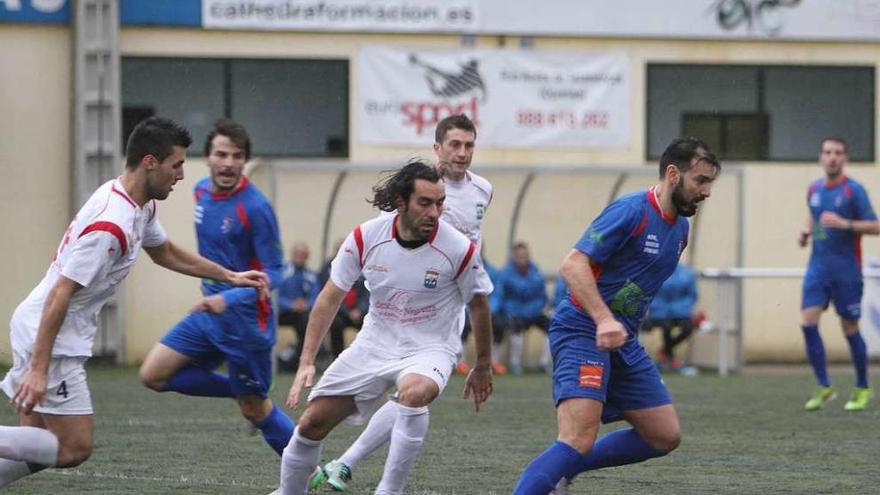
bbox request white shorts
[0,349,93,415]
[308,343,456,425]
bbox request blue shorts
[801,270,863,320]
[161,311,272,398]
[549,306,671,424]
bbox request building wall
[0,25,72,363]
[1,25,878,364]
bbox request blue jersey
[560,188,689,336]
[806,176,876,276]
[193,176,283,346]
[647,263,697,320]
[498,261,548,320]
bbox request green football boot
[308,465,328,492]
[844,387,873,411]
[804,386,837,411]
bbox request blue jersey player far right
[511,138,719,495]
[798,137,879,412]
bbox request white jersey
[439,170,492,251]
[10,178,167,357]
[330,214,491,357]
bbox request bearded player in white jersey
[307,115,497,494]
[277,161,494,495]
[0,117,268,488]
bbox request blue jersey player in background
[798,137,878,412]
[139,120,294,456]
[511,138,719,495]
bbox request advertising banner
[358,46,630,149]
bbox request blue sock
[845,332,869,389]
[164,366,234,398]
[255,405,295,456]
[512,441,582,495]
[575,428,666,473]
[801,325,830,387]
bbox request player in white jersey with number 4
[0,118,268,488]
[307,114,496,494]
[277,161,494,495]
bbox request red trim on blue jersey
[236,202,250,231]
[79,221,127,256]
[194,187,207,201]
[353,226,365,267]
[824,174,846,189]
[211,176,250,200]
[647,187,676,225]
[855,234,863,270]
[631,210,649,238]
[249,258,270,331]
[111,183,137,208]
[454,242,477,280]
[568,263,603,310]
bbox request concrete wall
[0,25,72,364]
[1,25,878,365]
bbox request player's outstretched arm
[462,294,493,412]
[144,240,268,291]
[287,280,347,410]
[14,276,81,415]
[562,249,627,351]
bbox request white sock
[375,405,429,495]
[279,427,321,495]
[0,426,58,466]
[509,333,524,371]
[340,400,399,469]
[0,459,32,487]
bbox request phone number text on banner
[358,47,630,149]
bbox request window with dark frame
[647,64,874,162]
[121,57,350,158]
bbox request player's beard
[399,209,434,241]
[671,181,699,217]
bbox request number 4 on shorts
[56,380,68,399]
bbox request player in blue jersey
[511,138,719,495]
[798,137,878,412]
[139,120,294,456]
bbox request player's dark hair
[512,241,529,251]
[125,117,192,169]
[435,114,477,144]
[821,136,848,154]
[658,137,720,178]
[205,119,252,160]
[371,160,442,212]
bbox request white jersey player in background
[277,161,494,495]
[310,114,495,493]
[0,117,268,488]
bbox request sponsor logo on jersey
[476,202,485,220]
[610,280,647,317]
[579,361,604,389]
[365,264,389,273]
[809,192,820,207]
[644,234,660,255]
[424,269,439,288]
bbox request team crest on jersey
[476,202,485,220]
[221,216,234,234]
[423,269,440,288]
